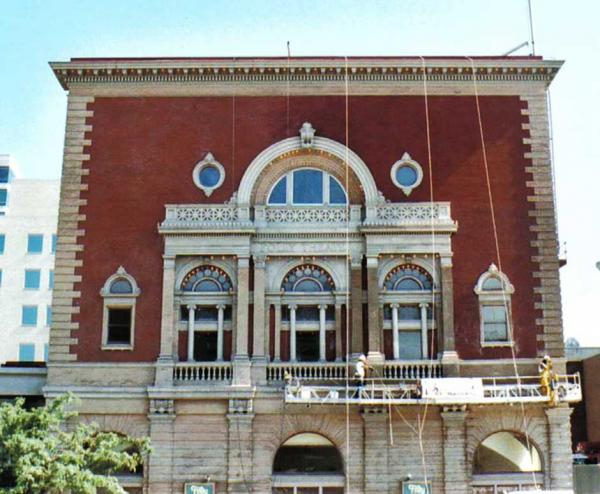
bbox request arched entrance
[272,433,345,494]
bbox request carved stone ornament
[192,152,226,197]
[228,398,253,414]
[299,122,316,148]
[150,399,175,415]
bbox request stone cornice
[50,57,563,90]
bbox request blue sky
[1,0,598,346]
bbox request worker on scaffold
[538,354,558,406]
[354,354,372,388]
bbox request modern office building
[0,155,59,364]
[46,56,580,494]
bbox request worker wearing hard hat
[354,354,372,387]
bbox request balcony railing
[173,362,232,383]
[160,204,253,231]
[267,362,348,381]
[383,360,442,379]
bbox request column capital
[288,303,298,310]
[318,304,328,310]
[366,255,379,268]
[162,255,176,269]
[390,303,399,309]
[440,256,453,268]
[186,304,196,311]
[216,304,226,310]
[419,302,429,309]
[253,255,266,268]
[237,256,250,268]
[545,405,573,422]
[350,254,363,269]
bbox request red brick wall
[74,95,538,361]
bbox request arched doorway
[272,433,344,494]
[472,431,544,493]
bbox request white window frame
[267,168,348,206]
[474,264,515,347]
[192,152,225,197]
[100,266,141,350]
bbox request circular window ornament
[390,152,423,196]
[193,152,225,197]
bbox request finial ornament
[299,122,316,148]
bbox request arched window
[272,433,344,493]
[474,432,542,474]
[100,267,141,350]
[281,264,335,293]
[474,264,515,346]
[181,265,233,292]
[383,264,433,291]
[268,168,348,206]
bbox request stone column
[440,257,459,376]
[187,304,196,362]
[319,304,327,361]
[546,406,574,490]
[420,302,429,359]
[366,256,383,363]
[289,304,297,362]
[274,302,281,361]
[227,399,255,494]
[156,256,176,386]
[147,399,175,494]
[441,406,469,494]
[391,304,400,360]
[334,302,343,361]
[233,256,251,386]
[217,304,225,361]
[362,408,389,494]
[350,257,363,356]
[252,256,266,359]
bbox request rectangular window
[27,234,43,254]
[48,270,54,289]
[0,188,7,206]
[0,166,9,183]
[24,269,41,289]
[44,344,49,362]
[482,305,509,342]
[398,331,422,359]
[19,343,35,362]
[107,308,132,345]
[193,332,218,361]
[51,234,57,254]
[46,306,52,326]
[21,305,38,326]
[0,234,5,254]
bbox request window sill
[481,341,514,348]
[101,344,134,351]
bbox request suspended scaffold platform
[284,375,582,406]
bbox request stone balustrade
[173,362,233,383]
[267,361,348,381]
[383,360,443,379]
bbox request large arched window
[472,431,543,492]
[181,265,233,292]
[272,433,344,493]
[281,264,335,293]
[268,168,348,206]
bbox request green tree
[0,394,150,494]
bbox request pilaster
[227,399,255,494]
[441,406,469,494]
[350,257,364,356]
[362,408,389,493]
[366,256,383,363]
[147,399,175,494]
[155,255,176,386]
[440,257,459,377]
[233,256,251,386]
[545,406,574,490]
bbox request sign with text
[402,480,431,494]
[421,378,484,402]
[184,483,215,494]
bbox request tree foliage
[0,394,150,494]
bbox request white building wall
[0,174,59,364]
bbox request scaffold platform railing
[283,374,582,406]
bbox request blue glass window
[0,167,9,183]
[398,332,422,359]
[51,234,57,254]
[44,344,49,362]
[395,278,422,290]
[482,305,508,341]
[268,176,287,204]
[293,169,323,204]
[22,306,38,326]
[294,279,322,292]
[19,343,35,362]
[199,165,221,187]
[27,234,43,254]
[109,279,133,294]
[181,265,232,292]
[46,306,52,326]
[0,189,7,206]
[48,270,54,289]
[399,306,420,320]
[329,176,347,204]
[281,264,335,292]
[396,165,418,187]
[0,234,4,254]
[482,277,503,291]
[25,269,41,289]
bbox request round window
[192,153,225,197]
[390,152,423,196]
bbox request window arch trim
[281,264,336,293]
[382,263,434,292]
[100,266,141,297]
[181,265,234,293]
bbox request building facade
[0,155,59,364]
[46,56,578,494]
